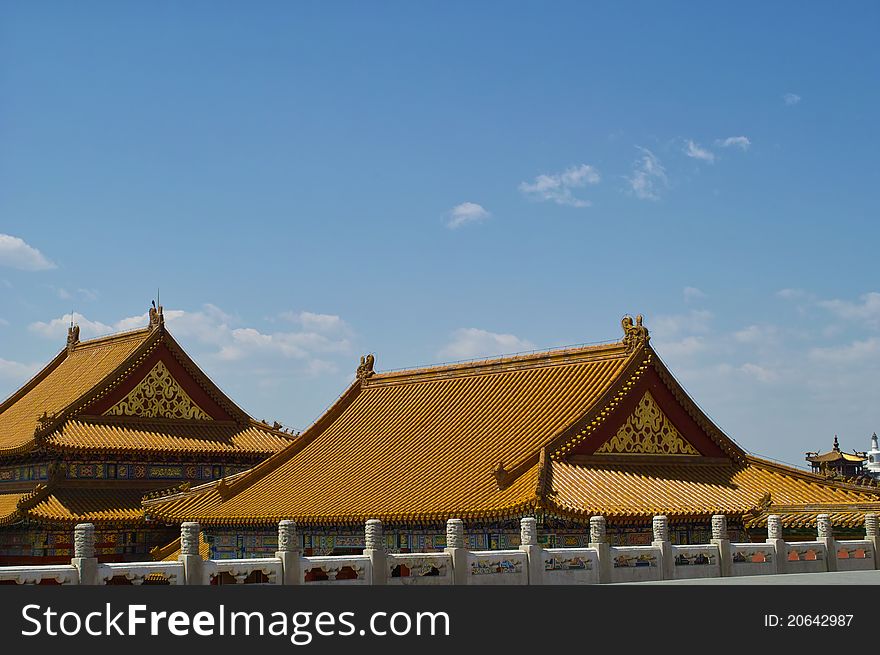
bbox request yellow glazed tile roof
[547,455,880,520]
[0,322,293,458]
[0,490,29,525]
[146,341,635,525]
[23,485,151,524]
[0,329,152,454]
[744,504,880,529]
[144,325,880,527]
[49,419,291,456]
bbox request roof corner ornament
[35,410,57,434]
[149,300,164,329]
[66,319,80,351]
[357,353,375,380]
[621,314,650,352]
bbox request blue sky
[1,2,878,466]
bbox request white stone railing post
[519,517,543,585]
[766,515,785,574]
[817,514,836,572]
[588,515,611,584]
[364,519,386,585]
[276,520,302,585]
[866,513,879,570]
[444,519,468,585]
[71,523,99,585]
[179,522,204,585]
[652,515,673,580]
[710,514,732,577]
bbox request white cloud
[683,286,707,303]
[783,93,801,106]
[659,335,708,359]
[684,140,715,163]
[739,363,779,383]
[626,147,667,200]
[0,357,39,381]
[0,234,56,271]
[817,292,880,328]
[438,328,535,360]
[777,288,808,300]
[29,313,115,340]
[808,337,880,366]
[446,202,490,229]
[280,311,348,334]
[716,136,751,150]
[28,305,353,370]
[0,318,9,327]
[651,310,714,341]
[733,325,779,344]
[53,287,99,302]
[518,164,600,207]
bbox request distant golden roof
[0,319,293,458]
[0,490,29,526]
[49,419,290,456]
[745,501,880,529]
[0,329,151,455]
[550,456,880,521]
[0,481,172,526]
[144,320,880,527]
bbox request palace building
[806,436,871,481]
[144,316,880,557]
[0,306,294,565]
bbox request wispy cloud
[518,164,600,207]
[0,357,40,382]
[280,310,350,334]
[438,328,535,360]
[54,287,99,302]
[716,136,751,151]
[739,362,779,383]
[446,202,490,229]
[626,147,667,200]
[0,234,56,271]
[684,140,715,163]
[733,325,779,344]
[29,313,115,340]
[683,286,707,303]
[783,93,801,106]
[28,305,355,377]
[818,292,880,328]
[777,288,809,300]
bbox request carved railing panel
[301,556,370,585]
[0,565,78,585]
[387,553,451,585]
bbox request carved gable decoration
[594,391,699,456]
[103,360,212,420]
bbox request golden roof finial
[621,314,650,352]
[357,353,376,380]
[149,299,164,329]
[66,314,80,351]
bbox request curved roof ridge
[370,338,629,385]
[72,325,153,349]
[746,454,880,495]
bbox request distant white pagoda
[868,432,880,479]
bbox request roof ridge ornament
[621,314,650,352]
[66,315,80,351]
[357,353,375,380]
[149,300,164,329]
